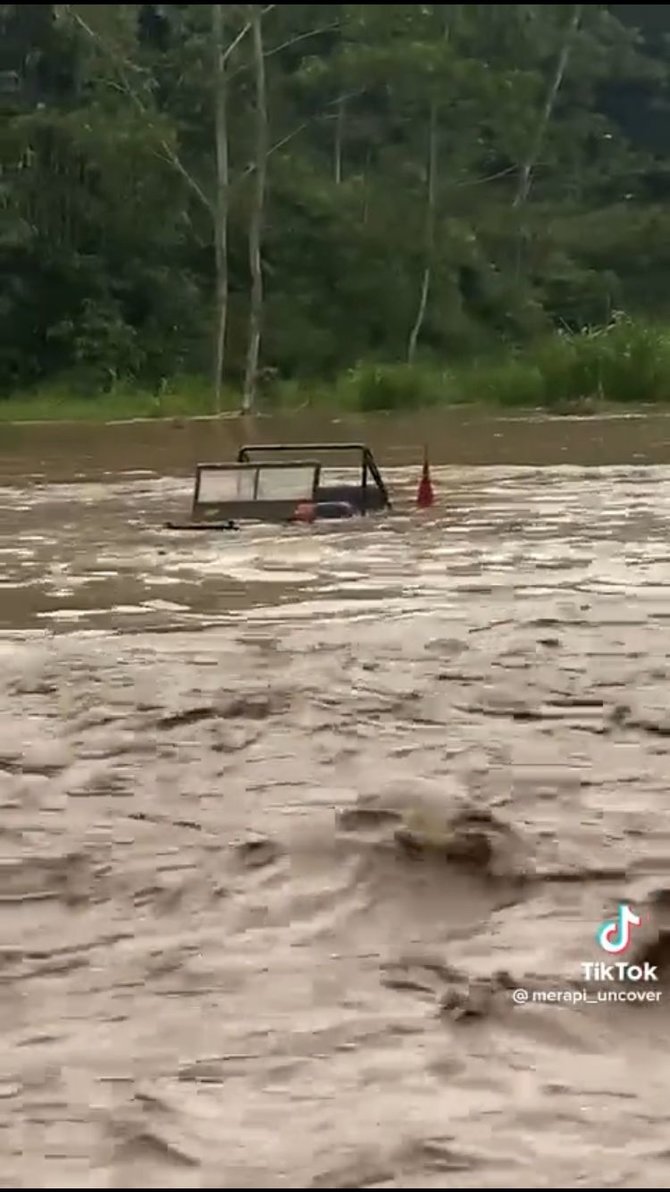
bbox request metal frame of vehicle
[191,459,321,523]
[237,443,391,514]
[164,443,391,530]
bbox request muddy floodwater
[4,409,670,1188]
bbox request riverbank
[3,319,670,423]
[0,382,223,425]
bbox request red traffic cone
[416,447,434,509]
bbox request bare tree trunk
[334,95,345,185]
[514,4,583,208]
[213,4,229,414]
[408,99,437,365]
[242,4,267,414]
[362,147,371,225]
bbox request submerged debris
[230,833,281,870]
[439,980,496,1022]
[338,791,531,882]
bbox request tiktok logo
[596,903,642,955]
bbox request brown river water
[3,408,670,1188]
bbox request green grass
[4,317,670,422]
[457,317,670,410]
[271,363,448,413]
[0,375,239,423]
[259,317,670,413]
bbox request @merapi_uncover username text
[512,987,662,1005]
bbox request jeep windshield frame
[236,443,391,513]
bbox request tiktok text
[580,961,658,982]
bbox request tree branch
[232,92,365,187]
[63,4,213,215]
[453,164,519,189]
[265,20,340,60]
[234,122,307,187]
[222,19,251,66]
[514,4,583,208]
[228,18,341,84]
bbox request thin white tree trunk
[334,95,345,185]
[408,268,430,366]
[514,4,583,208]
[213,4,229,414]
[408,99,437,365]
[242,4,267,414]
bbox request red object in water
[293,501,316,524]
[416,450,435,508]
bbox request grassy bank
[3,318,670,423]
[0,377,228,424]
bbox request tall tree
[407,98,438,364]
[242,3,267,413]
[213,3,230,412]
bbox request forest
[3,3,670,415]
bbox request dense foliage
[3,3,670,408]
